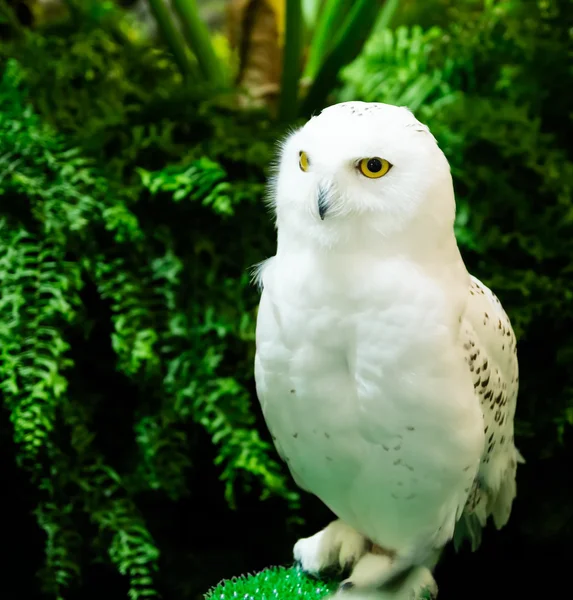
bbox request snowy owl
[253,101,522,599]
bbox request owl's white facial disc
[269,101,456,250]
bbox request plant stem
[302,0,353,81]
[278,0,304,122]
[375,0,400,30]
[301,0,322,30]
[147,0,197,80]
[299,0,399,118]
[171,0,226,86]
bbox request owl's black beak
[317,185,330,220]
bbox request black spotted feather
[454,276,523,552]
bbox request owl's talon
[417,580,439,600]
[335,565,438,600]
[420,586,438,600]
[382,566,438,600]
[293,519,369,578]
[342,552,394,590]
[339,581,355,591]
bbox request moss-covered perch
[204,566,338,599]
[204,565,437,599]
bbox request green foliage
[338,24,461,117]
[138,158,234,215]
[0,16,298,595]
[171,0,227,86]
[0,10,186,150]
[0,57,161,600]
[278,0,304,122]
[147,0,199,79]
[144,0,393,120]
[299,0,398,117]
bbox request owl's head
[269,101,456,250]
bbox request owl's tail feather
[452,512,483,552]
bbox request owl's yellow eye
[359,157,392,179]
[299,151,309,172]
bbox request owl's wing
[254,281,312,493]
[453,275,524,552]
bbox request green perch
[204,565,436,600]
[204,565,338,600]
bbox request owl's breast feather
[255,252,484,550]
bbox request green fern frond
[338,25,460,114]
[0,220,80,462]
[92,497,160,600]
[36,501,83,599]
[59,397,162,599]
[0,219,84,595]
[133,414,192,499]
[162,345,300,511]
[91,255,162,379]
[138,157,234,216]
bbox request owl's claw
[338,552,393,590]
[401,567,438,600]
[293,519,369,579]
[336,560,437,600]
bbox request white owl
[253,102,523,599]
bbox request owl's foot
[338,551,394,590]
[293,519,369,578]
[337,564,438,600]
